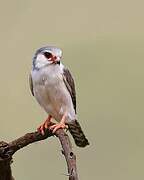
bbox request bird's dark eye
[44,52,52,59]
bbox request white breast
[31,64,76,123]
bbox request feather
[63,67,76,113]
[29,73,34,96]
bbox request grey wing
[29,73,34,96]
[63,67,76,113]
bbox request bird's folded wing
[29,73,34,96]
[63,67,76,113]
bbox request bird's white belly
[32,69,76,122]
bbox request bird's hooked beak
[51,55,61,65]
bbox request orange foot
[49,123,67,133]
[37,115,52,135]
[49,112,68,133]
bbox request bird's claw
[37,120,52,135]
[49,123,67,133]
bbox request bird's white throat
[34,54,50,69]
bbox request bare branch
[0,128,79,180]
[57,130,79,180]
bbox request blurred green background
[0,0,144,179]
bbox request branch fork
[0,128,79,180]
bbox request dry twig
[0,128,78,180]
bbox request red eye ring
[44,52,52,59]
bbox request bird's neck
[32,63,64,77]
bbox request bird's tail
[68,120,89,147]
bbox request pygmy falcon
[29,46,89,147]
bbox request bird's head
[32,46,62,70]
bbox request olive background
[0,0,144,179]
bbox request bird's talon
[41,130,45,136]
[37,125,45,135]
[37,116,52,135]
[49,123,66,133]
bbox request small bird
[29,46,89,147]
